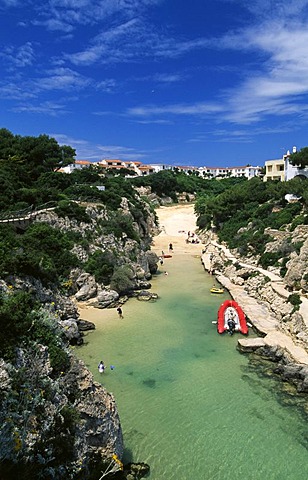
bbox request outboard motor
[227,319,236,335]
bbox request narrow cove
[75,254,307,480]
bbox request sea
[75,254,308,480]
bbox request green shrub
[287,293,302,311]
[279,257,288,277]
[258,251,281,269]
[85,250,115,284]
[20,223,79,282]
[0,291,36,361]
[55,200,91,223]
[48,344,70,375]
[102,211,140,242]
[196,213,211,230]
[110,265,135,293]
[293,241,303,254]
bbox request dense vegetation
[130,168,245,201]
[289,146,308,169]
[195,176,308,271]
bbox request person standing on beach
[117,306,124,318]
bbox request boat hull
[217,300,248,335]
[210,287,224,294]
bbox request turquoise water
[75,255,307,480]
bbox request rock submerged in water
[112,462,150,479]
[136,290,158,301]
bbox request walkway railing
[0,201,57,224]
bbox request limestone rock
[122,462,150,479]
[274,363,308,392]
[77,319,96,331]
[63,357,124,458]
[0,359,11,390]
[75,273,98,300]
[284,237,308,291]
[96,289,119,306]
[59,318,83,345]
[237,338,266,353]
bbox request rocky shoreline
[200,232,308,394]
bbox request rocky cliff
[200,225,308,393]
[34,199,159,308]
[0,194,157,478]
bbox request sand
[151,204,203,256]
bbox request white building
[61,159,261,180]
[284,147,308,181]
[61,160,92,173]
[264,147,308,182]
[198,165,261,179]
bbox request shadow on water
[241,355,308,418]
[142,378,156,388]
[122,447,134,463]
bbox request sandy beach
[151,204,203,256]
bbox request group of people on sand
[186,231,200,244]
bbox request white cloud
[0,82,36,100]
[32,17,74,33]
[215,18,308,123]
[96,78,117,92]
[0,0,20,6]
[49,133,147,160]
[152,73,184,83]
[11,100,69,116]
[65,20,211,66]
[3,0,308,134]
[0,42,35,68]
[188,123,295,146]
[125,6,308,126]
[34,68,91,91]
[128,102,223,117]
[136,119,173,125]
[31,0,163,33]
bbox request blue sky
[1,0,308,167]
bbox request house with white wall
[283,147,308,181]
[264,147,308,182]
[62,158,262,179]
[61,160,92,174]
[198,165,261,179]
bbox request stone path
[201,241,308,365]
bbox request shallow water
[75,254,307,480]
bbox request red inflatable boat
[217,299,248,335]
